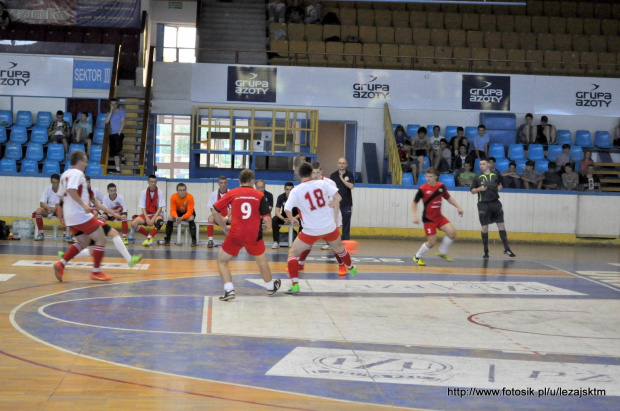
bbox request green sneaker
[284,283,300,295]
[58,251,64,260]
[142,238,153,247]
[413,256,426,266]
[128,254,142,268]
[436,252,453,262]
[348,265,358,276]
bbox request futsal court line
[541,263,620,292]
[201,296,212,334]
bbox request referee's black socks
[481,232,489,253]
[499,230,510,251]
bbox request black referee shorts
[477,200,504,226]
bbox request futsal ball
[342,240,359,254]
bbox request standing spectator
[162,183,197,247]
[535,115,556,145]
[105,98,126,174]
[542,162,563,190]
[305,0,323,24]
[449,127,467,156]
[411,126,431,176]
[502,161,522,189]
[516,113,535,145]
[580,150,594,176]
[561,163,580,191]
[435,139,452,173]
[330,157,354,240]
[272,182,301,249]
[399,140,418,184]
[268,0,286,23]
[206,176,230,248]
[287,0,304,23]
[452,144,473,179]
[580,164,601,192]
[255,179,274,212]
[71,113,93,154]
[33,173,61,241]
[555,144,573,169]
[473,124,489,159]
[521,160,545,189]
[0,2,10,30]
[428,126,443,167]
[394,124,411,147]
[47,110,71,154]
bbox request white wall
[147,0,197,51]
[12,97,66,122]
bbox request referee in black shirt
[330,157,354,240]
[470,158,516,259]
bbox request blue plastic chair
[407,124,421,136]
[546,145,563,161]
[556,130,572,145]
[20,158,39,173]
[495,158,510,173]
[86,163,103,176]
[25,143,45,161]
[401,172,414,185]
[0,126,6,144]
[422,156,430,171]
[417,173,427,186]
[474,158,481,173]
[594,131,611,148]
[445,126,458,139]
[527,144,544,161]
[93,129,105,145]
[508,144,525,160]
[465,126,478,140]
[4,142,23,160]
[0,110,12,127]
[42,160,61,175]
[46,144,65,162]
[15,111,33,128]
[30,126,48,145]
[570,146,584,161]
[535,160,549,173]
[0,158,17,172]
[36,111,53,128]
[515,159,527,174]
[95,113,107,130]
[439,174,455,187]
[575,130,592,147]
[68,143,86,157]
[89,145,103,163]
[488,143,505,159]
[9,126,28,144]
[64,112,73,126]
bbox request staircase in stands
[595,162,620,192]
[112,85,150,175]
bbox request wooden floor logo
[13,260,150,270]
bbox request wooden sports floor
[0,236,619,410]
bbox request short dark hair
[85,175,91,181]
[418,126,427,134]
[176,182,186,190]
[425,167,439,177]
[488,157,496,163]
[50,174,60,181]
[457,126,464,132]
[440,138,448,144]
[458,144,468,150]
[526,160,535,167]
[312,161,321,169]
[478,124,486,130]
[526,113,533,118]
[148,174,157,180]
[56,110,63,116]
[541,116,548,122]
[562,143,571,149]
[298,162,313,178]
[69,150,86,166]
[218,175,227,181]
[509,161,516,167]
[395,124,405,133]
[564,162,574,170]
[239,168,254,184]
[404,140,412,146]
[110,98,118,103]
[284,181,294,188]
[107,183,116,190]
[433,125,440,131]
[548,161,557,169]
[255,179,265,186]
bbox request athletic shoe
[34,233,45,241]
[91,272,112,281]
[271,242,280,249]
[348,265,358,276]
[413,256,426,266]
[191,240,198,247]
[267,279,281,296]
[207,239,214,248]
[128,254,142,268]
[321,245,331,251]
[142,238,153,247]
[285,283,300,295]
[219,289,236,301]
[68,236,77,244]
[63,234,71,241]
[436,252,453,262]
[504,249,516,257]
[483,252,489,259]
[53,261,64,282]
[58,251,64,259]
[123,237,129,245]
[338,265,347,276]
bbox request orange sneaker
[91,272,112,281]
[53,261,64,283]
[338,265,347,276]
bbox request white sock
[75,248,91,259]
[265,279,274,289]
[416,243,431,258]
[113,235,132,264]
[116,167,120,171]
[224,282,234,292]
[439,237,454,255]
[208,236,213,240]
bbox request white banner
[0,55,73,97]
[534,76,619,117]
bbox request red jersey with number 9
[213,186,271,242]
[285,179,340,236]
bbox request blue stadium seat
[406,124,420,136]
[535,160,549,173]
[15,111,33,128]
[570,146,584,161]
[89,145,103,163]
[594,131,611,148]
[527,144,544,161]
[445,126,458,139]
[546,145,563,162]
[515,159,527,174]
[0,110,12,127]
[495,158,509,173]
[474,158,481,173]
[68,143,86,157]
[64,112,73,126]
[31,126,48,145]
[439,174,455,187]
[401,172,414,185]
[93,129,105,145]
[392,124,398,132]
[422,156,430,171]
[0,126,6,144]
[0,158,17,173]
[86,163,103,176]
[417,173,427,186]
[42,160,61,175]
[508,144,525,160]
[25,143,45,161]
[479,112,516,130]
[36,111,53,128]
[556,130,572,145]
[575,130,592,147]
[9,126,28,144]
[95,113,107,130]
[465,126,478,140]
[20,158,39,174]
[488,143,505,159]
[46,144,65,162]
[4,142,23,160]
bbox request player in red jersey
[412,167,464,266]
[212,169,281,301]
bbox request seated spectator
[555,144,573,170]
[452,144,473,179]
[473,124,489,159]
[457,161,475,187]
[449,127,467,156]
[543,162,563,190]
[535,115,556,145]
[502,161,522,189]
[516,113,535,145]
[287,0,304,23]
[580,164,601,192]
[411,126,431,176]
[268,0,286,23]
[0,2,10,30]
[429,125,443,166]
[580,150,594,176]
[561,163,580,191]
[305,0,322,24]
[435,139,452,173]
[394,124,411,147]
[399,140,418,184]
[521,160,544,189]
[47,110,71,154]
[71,113,93,154]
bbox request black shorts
[477,200,504,226]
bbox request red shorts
[221,236,266,257]
[298,227,340,246]
[70,216,102,236]
[423,215,451,236]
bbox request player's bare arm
[212,208,229,234]
[447,196,464,216]
[412,201,420,225]
[93,200,121,220]
[262,215,272,233]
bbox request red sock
[299,249,311,264]
[337,249,353,268]
[62,243,83,264]
[137,226,149,236]
[34,215,43,231]
[333,252,343,265]
[207,224,214,237]
[287,256,300,281]
[149,227,159,237]
[91,245,105,271]
[121,218,128,236]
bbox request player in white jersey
[206,175,230,248]
[284,162,357,294]
[33,173,61,241]
[101,183,130,243]
[53,151,110,283]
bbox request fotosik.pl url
[447,387,606,398]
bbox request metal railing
[383,103,402,185]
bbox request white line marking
[544,263,620,292]
[0,274,16,281]
[201,296,209,334]
[12,260,150,270]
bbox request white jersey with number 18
[285,179,339,236]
